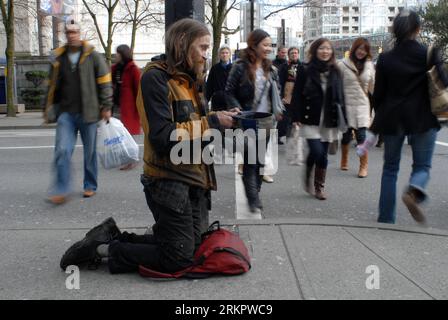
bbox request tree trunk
[52,16,61,50]
[37,0,44,56]
[5,1,15,117]
[130,0,139,53]
[212,27,222,65]
[106,9,113,65]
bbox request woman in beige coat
[338,38,375,178]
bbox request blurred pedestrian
[273,45,289,71]
[282,47,305,166]
[338,38,375,178]
[112,44,142,170]
[226,29,284,213]
[44,19,113,204]
[290,38,346,200]
[273,45,289,144]
[374,10,448,224]
[206,45,233,111]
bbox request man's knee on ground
[159,239,195,273]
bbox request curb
[0,125,56,130]
[2,218,448,238]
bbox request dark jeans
[277,107,292,138]
[242,131,270,207]
[306,139,329,169]
[108,177,209,274]
[341,127,367,146]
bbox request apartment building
[303,0,432,47]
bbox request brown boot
[358,154,368,178]
[304,165,314,195]
[314,167,327,200]
[340,144,349,171]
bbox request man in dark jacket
[60,19,238,275]
[279,47,301,142]
[273,45,288,70]
[272,46,289,144]
[206,45,233,111]
[44,19,113,205]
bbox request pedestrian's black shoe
[60,218,121,270]
[255,197,263,210]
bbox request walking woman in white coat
[338,38,375,178]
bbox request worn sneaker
[402,191,426,224]
[60,218,121,270]
[48,195,67,205]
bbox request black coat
[290,63,346,128]
[372,40,446,135]
[205,62,232,111]
[273,57,288,94]
[225,59,280,111]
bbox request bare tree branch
[263,0,317,20]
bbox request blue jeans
[306,139,329,169]
[378,128,437,224]
[341,127,367,146]
[50,112,98,195]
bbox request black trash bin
[0,75,6,105]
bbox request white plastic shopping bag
[97,117,139,169]
[262,130,278,176]
[287,124,306,166]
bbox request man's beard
[192,60,206,78]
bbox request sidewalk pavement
[1,112,448,300]
[1,218,447,300]
[0,112,55,130]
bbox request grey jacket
[44,41,113,124]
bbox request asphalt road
[0,127,447,230]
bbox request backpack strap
[427,44,435,69]
[138,265,193,279]
[221,247,252,268]
[201,221,221,240]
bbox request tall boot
[304,165,314,195]
[340,144,350,171]
[314,167,327,200]
[358,154,368,178]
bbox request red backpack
[139,221,251,279]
